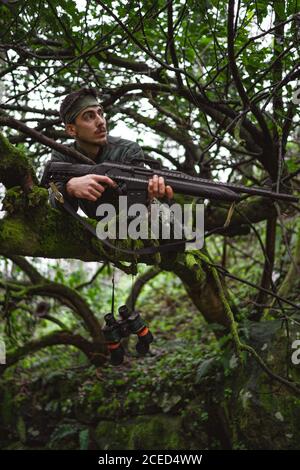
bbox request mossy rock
[94,415,186,450]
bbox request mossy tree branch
[0,331,107,375]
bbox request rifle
[41,158,298,205]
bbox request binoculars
[102,305,154,366]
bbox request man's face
[66,105,107,146]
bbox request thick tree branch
[7,255,43,283]
[0,331,107,373]
[0,274,103,341]
[22,282,103,340]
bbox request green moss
[0,211,82,258]
[185,251,206,283]
[38,211,91,257]
[0,217,38,253]
[95,415,185,450]
[0,133,28,165]
[27,187,49,208]
[2,186,49,216]
[128,415,184,449]
[2,186,26,214]
[0,202,113,260]
[0,133,37,187]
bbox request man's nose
[95,114,105,126]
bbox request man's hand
[148,174,174,201]
[66,174,117,202]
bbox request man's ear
[66,123,77,138]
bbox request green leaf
[79,429,89,450]
[195,357,216,383]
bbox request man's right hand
[66,174,117,202]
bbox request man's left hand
[148,175,174,201]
